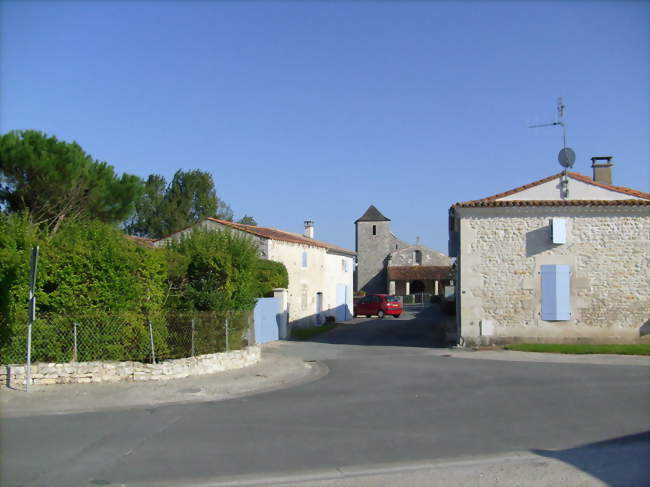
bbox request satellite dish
[558,147,576,168]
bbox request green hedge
[0,216,262,364]
[0,214,169,363]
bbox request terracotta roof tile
[453,199,650,208]
[388,266,453,281]
[564,172,650,199]
[125,235,155,248]
[454,171,650,207]
[156,218,356,255]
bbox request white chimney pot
[304,221,314,239]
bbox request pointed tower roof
[355,205,390,223]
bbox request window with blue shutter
[552,218,567,244]
[302,251,308,268]
[541,265,571,321]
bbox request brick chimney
[591,156,613,185]
[304,220,314,239]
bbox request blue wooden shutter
[541,265,571,321]
[302,251,308,267]
[552,218,567,244]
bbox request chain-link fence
[0,311,254,365]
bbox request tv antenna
[529,97,575,198]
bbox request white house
[449,157,650,346]
[154,218,356,329]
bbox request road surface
[2,305,648,486]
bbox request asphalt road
[2,306,649,487]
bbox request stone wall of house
[268,239,327,328]
[1,346,261,388]
[457,208,650,345]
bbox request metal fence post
[26,319,32,392]
[73,322,78,362]
[148,320,156,364]
[225,317,229,352]
[26,246,39,392]
[191,318,195,357]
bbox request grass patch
[291,324,337,341]
[504,343,650,356]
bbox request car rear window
[386,296,400,302]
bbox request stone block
[37,378,57,385]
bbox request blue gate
[254,297,281,344]
[336,284,350,322]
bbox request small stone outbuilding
[449,158,650,346]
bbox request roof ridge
[458,171,650,205]
[566,172,650,199]
[204,218,355,255]
[453,199,650,208]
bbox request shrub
[0,213,42,345]
[38,220,167,315]
[255,259,289,297]
[0,217,258,364]
[166,228,260,312]
[0,216,168,363]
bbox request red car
[354,294,402,319]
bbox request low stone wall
[1,345,261,387]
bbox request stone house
[154,218,355,328]
[355,205,452,295]
[448,157,650,346]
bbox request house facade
[449,158,650,346]
[154,218,355,329]
[355,205,452,296]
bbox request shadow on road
[305,304,452,349]
[532,430,650,487]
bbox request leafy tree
[237,215,257,226]
[0,130,142,234]
[126,170,235,238]
[255,259,288,297]
[125,174,167,238]
[165,169,231,232]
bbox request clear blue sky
[2,1,648,253]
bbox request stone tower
[355,205,392,293]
